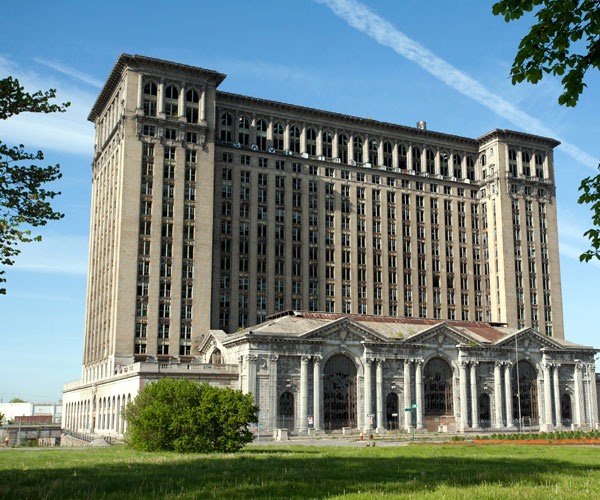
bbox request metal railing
[63,428,112,445]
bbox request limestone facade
[62,54,596,436]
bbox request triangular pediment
[494,327,562,349]
[299,317,390,343]
[403,323,481,346]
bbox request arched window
[512,360,538,425]
[322,131,333,158]
[426,149,436,175]
[466,157,475,180]
[164,85,179,118]
[424,357,453,415]
[368,139,378,165]
[453,154,462,179]
[412,147,421,171]
[440,152,449,177]
[535,154,544,178]
[185,89,199,123]
[338,134,348,163]
[383,141,393,169]
[508,149,518,177]
[238,116,250,146]
[398,144,407,170]
[210,349,223,364]
[256,119,268,151]
[290,125,301,153]
[353,136,363,163]
[278,391,294,428]
[220,113,233,143]
[273,122,284,151]
[143,81,157,117]
[306,128,317,156]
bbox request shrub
[124,378,258,453]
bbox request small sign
[369,416,373,425]
[308,416,313,426]
[367,413,375,417]
[412,404,418,408]
[391,413,398,417]
[404,408,412,412]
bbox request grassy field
[1,444,599,499]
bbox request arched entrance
[561,393,572,425]
[278,391,294,429]
[479,393,491,427]
[323,354,357,430]
[423,357,454,431]
[386,393,399,430]
[512,360,539,425]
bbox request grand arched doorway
[423,357,454,431]
[278,391,294,429]
[323,354,357,430]
[424,358,453,415]
[512,360,538,425]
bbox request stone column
[300,355,309,432]
[247,354,257,398]
[459,361,469,431]
[543,362,554,430]
[199,87,206,122]
[494,362,503,428]
[504,363,515,428]
[364,358,373,430]
[404,360,412,430]
[553,364,562,428]
[157,79,165,118]
[574,363,583,426]
[313,355,322,431]
[415,360,424,429]
[137,73,144,111]
[589,363,599,428]
[178,83,186,122]
[269,355,279,431]
[470,362,480,429]
[376,359,384,432]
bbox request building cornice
[88,54,227,123]
[477,129,560,148]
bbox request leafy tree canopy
[492,0,600,107]
[124,378,258,453]
[9,398,26,403]
[0,77,69,294]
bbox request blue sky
[0,0,598,402]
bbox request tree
[492,0,600,107]
[124,378,258,453]
[0,77,69,294]
[8,398,26,403]
[493,1,600,261]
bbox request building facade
[63,54,596,437]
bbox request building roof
[216,311,595,352]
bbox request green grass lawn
[1,444,599,499]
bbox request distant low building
[0,402,62,425]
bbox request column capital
[494,361,503,369]
[459,360,469,369]
[247,354,258,362]
[414,359,424,366]
[374,357,386,364]
[313,355,323,364]
[300,355,311,364]
[268,354,279,363]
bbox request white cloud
[33,58,103,88]
[317,0,598,170]
[0,55,95,156]
[10,233,89,275]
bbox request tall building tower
[81,53,563,382]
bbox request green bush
[124,378,258,453]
